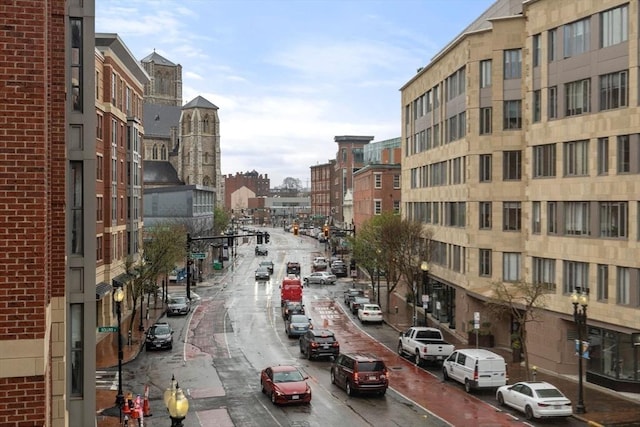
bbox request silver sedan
[303,271,337,285]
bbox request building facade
[310,161,335,221]
[401,0,640,392]
[331,136,373,224]
[352,164,402,229]
[224,171,270,210]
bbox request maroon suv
[330,353,388,396]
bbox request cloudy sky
[96,0,493,187]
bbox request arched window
[152,144,158,160]
[204,153,209,163]
[203,176,211,186]
[202,115,210,133]
[160,144,167,160]
[182,114,191,134]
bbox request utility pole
[186,233,192,300]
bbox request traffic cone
[122,399,131,415]
[142,395,152,417]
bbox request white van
[442,348,507,393]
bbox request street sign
[98,326,118,333]
[191,252,206,260]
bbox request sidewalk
[369,280,640,427]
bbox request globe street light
[571,286,589,414]
[113,285,125,411]
[420,261,429,325]
[167,381,189,427]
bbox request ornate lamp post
[571,286,589,414]
[421,261,429,325]
[165,378,189,427]
[376,249,382,306]
[113,285,125,410]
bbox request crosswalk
[96,370,118,390]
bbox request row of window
[373,173,401,189]
[373,199,400,215]
[410,156,466,188]
[479,251,638,307]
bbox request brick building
[224,170,270,211]
[310,160,334,221]
[331,136,373,224]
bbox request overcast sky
[96,0,494,187]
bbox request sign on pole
[191,252,206,260]
[473,311,480,329]
[98,326,118,333]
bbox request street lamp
[113,285,125,411]
[571,286,589,414]
[421,261,429,325]
[376,249,382,306]
[166,380,189,427]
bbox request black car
[145,322,173,351]
[299,329,340,360]
[255,245,268,256]
[282,301,305,320]
[255,266,270,281]
[331,261,348,277]
[259,260,274,274]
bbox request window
[97,235,103,261]
[597,264,608,302]
[503,202,521,231]
[547,201,557,234]
[600,202,628,238]
[563,18,590,58]
[503,100,522,129]
[532,34,541,67]
[565,79,590,116]
[374,199,382,215]
[597,137,609,175]
[563,140,589,176]
[70,18,83,112]
[480,107,492,135]
[617,135,630,173]
[96,155,103,181]
[533,257,556,291]
[503,49,522,79]
[96,114,103,139]
[532,201,541,234]
[503,150,521,180]
[71,161,83,254]
[548,28,556,62]
[503,253,521,282]
[600,71,627,110]
[548,86,557,119]
[445,202,466,227]
[479,202,491,229]
[393,174,400,189]
[601,5,628,48]
[479,249,492,277]
[479,154,492,182]
[393,200,400,214]
[565,201,590,235]
[616,267,631,305]
[480,60,492,88]
[533,143,556,177]
[563,261,588,294]
[374,173,382,189]
[96,196,103,222]
[533,90,541,122]
[70,304,83,397]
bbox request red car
[260,365,312,405]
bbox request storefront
[586,327,640,393]
[423,276,456,330]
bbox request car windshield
[152,325,171,335]
[273,370,304,383]
[290,315,308,323]
[535,388,564,398]
[170,297,187,304]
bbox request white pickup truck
[398,327,455,367]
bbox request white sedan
[303,271,337,285]
[357,304,383,323]
[496,381,573,420]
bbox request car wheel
[397,343,403,356]
[379,389,386,396]
[330,370,336,384]
[346,381,354,396]
[307,349,312,360]
[442,367,449,381]
[414,352,421,367]
[524,405,534,420]
[270,391,277,405]
[464,379,472,393]
[168,343,173,350]
[261,380,266,394]
[320,280,326,285]
[497,392,505,406]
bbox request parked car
[281,301,305,320]
[442,348,507,393]
[166,295,191,316]
[344,288,364,305]
[145,322,173,351]
[303,271,337,285]
[312,257,328,271]
[398,326,455,366]
[168,267,186,282]
[357,304,383,323]
[331,353,388,396]
[299,329,340,360]
[255,266,270,281]
[255,245,268,256]
[331,261,348,277]
[496,381,573,420]
[259,260,274,274]
[285,314,313,338]
[350,296,371,314]
[260,365,312,405]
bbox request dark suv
[299,329,339,360]
[331,353,388,396]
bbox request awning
[96,282,112,301]
[112,273,135,286]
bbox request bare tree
[280,177,302,191]
[487,280,549,379]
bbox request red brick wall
[0,0,65,424]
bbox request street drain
[391,366,403,370]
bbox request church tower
[140,50,182,106]
[175,96,223,205]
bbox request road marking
[95,370,117,390]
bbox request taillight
[311,342,319,348]
[332,342,339,347]
[473,365,479,382]
[353,372,359,383]
[381,369,388,379]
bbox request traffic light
[227,236,234,246]
[264,232,270,244]
[293,225,299,236]
[323,225,329,238]
[257,233,263,244]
